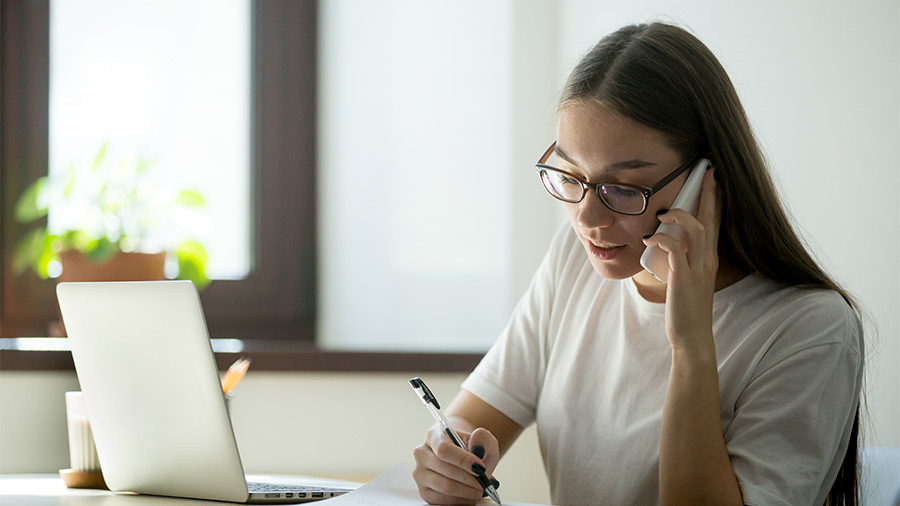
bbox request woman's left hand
[642,168,721,353]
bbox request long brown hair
[560,22,861,505]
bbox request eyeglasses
[535,141,699,215]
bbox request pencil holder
[60,391,107,489]
[224,391,236,417]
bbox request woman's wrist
[669,331,716,363]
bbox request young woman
[411,22,863,506]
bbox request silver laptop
[58,280,352,503]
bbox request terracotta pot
[50,251,168,336]
[58,251,167,282]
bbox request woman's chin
[587,256,642,280]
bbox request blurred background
[1,0,897,503]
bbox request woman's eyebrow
[604,159,658,171]
[553,145,581,167]
[554,145,658,172]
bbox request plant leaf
[14,177,49,223]
[90,142,109,173]
[84,237,118,264]
[175,240,210,290]
[63,162,77,198]
[13,228,48,275]
[175,190,205,207]
[35,236,58,278]
[65,230,95,252]
[135,157,153,175]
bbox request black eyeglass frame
[535,140,700,216]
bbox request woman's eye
[604,185,640,198]
[559,175,580,186]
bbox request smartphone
[639,158,711,283]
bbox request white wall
[0,372,79,473]
[317,0,515,353]
[317,0,562,353]
[556,0,900,447]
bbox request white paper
[321,462,550,506]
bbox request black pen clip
[409,376,440,409]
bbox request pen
[409,377,502,505]
[221,357,251,394]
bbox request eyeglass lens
[539,168,645,214]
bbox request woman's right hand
[412,425,500,505]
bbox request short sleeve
[725,295,863,506]
[461,223,572,428]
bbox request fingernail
[471,445,485,459]
[471,463,486,475]
[642,234,652,240]
[656,208,668,216]
[491,478,500,489]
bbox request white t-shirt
[462,224,863,506]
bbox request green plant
[13,142,211,289]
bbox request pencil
[221,357,251,394]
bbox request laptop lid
[59,280,250,503]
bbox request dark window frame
[1,0,316,341]
[0,0,483,373]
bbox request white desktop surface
[0,473,361,506]
[1,464,552,506]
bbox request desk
[0,474,361,506]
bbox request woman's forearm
[659,345,743,506]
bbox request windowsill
[0,338,484,373]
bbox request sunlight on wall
[318,1,518,352]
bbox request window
[1,0,318,341]
[2,0,561,353]
[49,0,252,280]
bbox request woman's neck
[631,264,751,304]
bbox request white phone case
[639,158,711,283]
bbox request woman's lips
[586,239,625,260]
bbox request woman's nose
[576,190,615,229]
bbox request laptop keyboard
[248,482,348,493]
